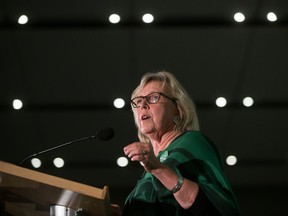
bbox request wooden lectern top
[0,161,111,216]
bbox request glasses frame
[131,92,176,108]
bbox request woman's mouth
[141,115,150,120]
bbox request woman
[122,71,239,215]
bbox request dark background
[0,0,287,215]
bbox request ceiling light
[234,12,245,22]
[243,97,254,107]
[31,158,41,168]
[109,14,121,24]
[215,97,227,107]
[113,98,125,109]
[18,15,28,24]
[117,157,129,167]
[226,155,237,166]
[12,99,23,110]
[53,157,65,168]
[267,12,277,22]
[142,13,154,23]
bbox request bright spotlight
[267,12,277,22]
[234,12,245,22]
[243,97,254,107]
[109,14,121,24]
[215,97,227,107]
[31,158,41,168]
[113,98,125,109]
[53,157,65,168]
[142,13,154,23]
[18,15,28,24]
[226,155,237,166]
[13,99,23,110]
[117,157,129,167]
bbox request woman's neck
[151,130,181,156]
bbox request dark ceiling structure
[0,0,288,215]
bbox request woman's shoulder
[167,130,223,168]
[172,130,220,156]
[176,130,211,145]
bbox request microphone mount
[19,127,114,166]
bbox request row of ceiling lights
[13,96,242,169]
[17,12,278,25]
[11,96,254,110]
[29,154,238,169]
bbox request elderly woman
[122,71,239,216]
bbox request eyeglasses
[131,92,176,108]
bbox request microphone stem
[19,135,95,165]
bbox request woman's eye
[149,95,159,103]
[136,99,143,105]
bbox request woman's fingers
[123,142,150,162]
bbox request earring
[173,116,180,124]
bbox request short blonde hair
[131,71,199,143]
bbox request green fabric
[124,131,240,215]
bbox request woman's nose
[140,99,149,109]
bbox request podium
[0,161,112,216]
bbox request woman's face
[133,81,178,138]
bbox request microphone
[19,127,114,166]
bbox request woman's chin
[140,127,155,135]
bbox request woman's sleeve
[188,188,222,216]
[167,132,240,215]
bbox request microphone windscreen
[98,127,114,141]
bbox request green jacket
[123,131,240,216]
